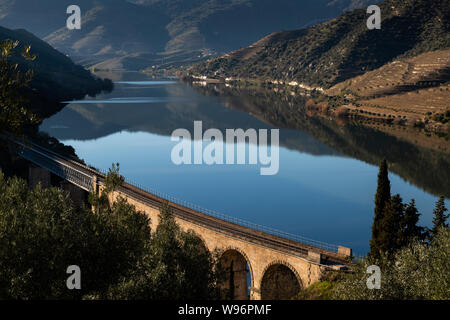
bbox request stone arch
[260,260,303,300]
[218,247,253,300]
[184,229,210,253]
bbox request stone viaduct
[12,139,352,300]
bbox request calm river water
[40,72,449,254]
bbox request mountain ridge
[189,0,450,88]
[0,0,373,68]
[0,25,112,119]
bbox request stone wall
[104,186,327,300]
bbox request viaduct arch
[13,139,353,300]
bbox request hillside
[90,49,209,75]
[44,0,169,60]
[0,25,112,118]
[326,50,450,129]
[137,0,373,53]
[190,0,450,88]
[0,0,98,38]
[0,0,372,68]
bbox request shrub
[332,227,450,300]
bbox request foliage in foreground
[332,227,450,300]
[295,227,449,300]
[0,170,151,299]
[295,280,336,300]
[0,168,220,300]
[296,159,449,300]
[0,40,37,136]
[107,203,221,300]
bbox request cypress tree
[370,159,391,259]
[431,196,448,238]
[378,194,404,255]
[398,199,425,247]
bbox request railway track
[11,138,350,266]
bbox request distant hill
[190,0,450,88]
[0,0,98,38]
[90,50,207,73]
[134,0,373,53]
[44,0,169,59]
[0,0,372,68]
[0,25,111,118]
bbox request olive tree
[0,40,38,136]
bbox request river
[40,71,450,254]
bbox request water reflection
[190,82,450,199]
[40,75,449,254]
[115,81,177,85]
[62,97,187,104]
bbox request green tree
[108,202,221,300]
[0,168,150,299]
[332,226,450,300]
[378,194,404,256]
[0,40,38,136]
[0,164,221,300]
[431,196,448,239]
[397,199,425,247]
[82,195,151,298]
[82,163,150,298]
[0,172,78,299]
[104,162,124,194]
[89,162,125,213]
[370,159,391,259]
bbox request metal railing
[13,143,93,192]
[13,140,341,253]
[116,173,339,253]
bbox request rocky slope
[190,0,449,88]
[1,0,373,68]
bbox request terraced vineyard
[328,50,450,98]
[326,50,450,127]
[360,85,449,116]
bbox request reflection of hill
[41,80,449,196]
[189,83,450,197]
[0,25,111,120]
[40,83,338,157]
[192,0,450,88]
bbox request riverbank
[180,72,449,139]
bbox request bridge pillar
[249,261,264,301]
[338,246,352,258]
[28,165,51,189]
[233,265,249,300]
[250,287,261,300]
[219,250,250,300]
[307,251,323,264]
[102,187,348,301]
[92,175,98,195]
[61,181,87,208]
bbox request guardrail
[12,142,93,192]
[12,139,341,254]
[113,172,340,253]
